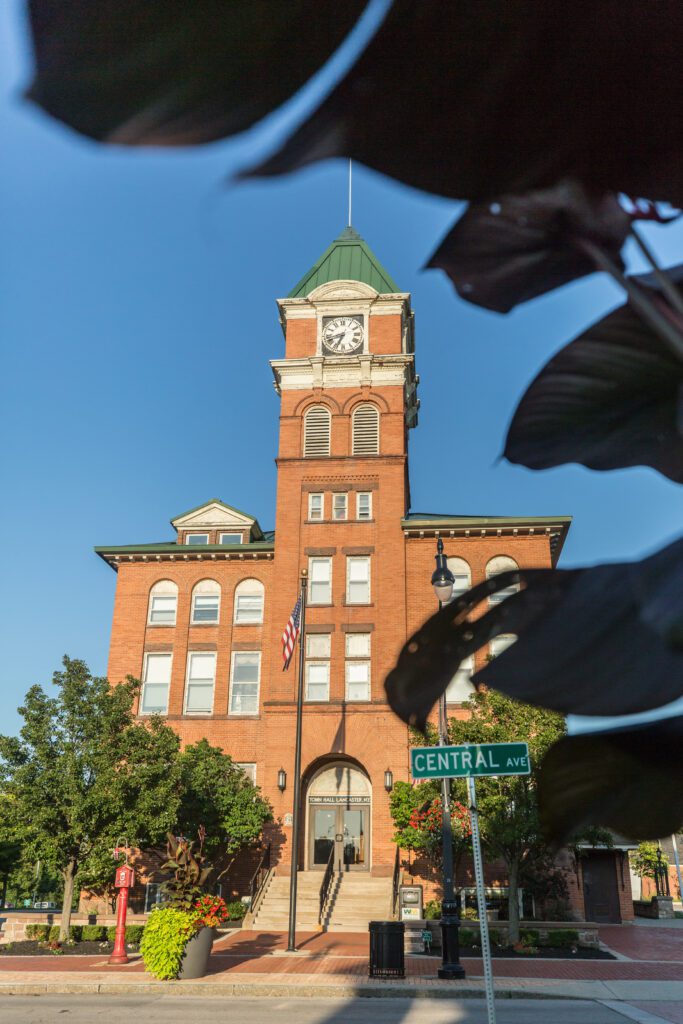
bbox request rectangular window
[345,632,371,658]
[236,762,257,784]
[333,493,348,520]
[149,594,176,625]
[356,492,372,520]
[229,652,260,715]
[144,883,167,913]
[219,533,242,545]
[184,651,216,714]
[306,633,331,659]
[346,661,370,701]
[306,662,330,701]
[309,557,332,604]
[446,654,475,703]
[346,556,370,604]
[186,533,209,545]
[235,593,264,624]
[308,493,324,521]
[141,653,172,715]
[191,594,220,624]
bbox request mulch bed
[425,946,615,960]
[0,940,133,956]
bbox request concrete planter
[178,926,215,980]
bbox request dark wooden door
[582,853,621,923]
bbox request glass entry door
[310,804,369,870]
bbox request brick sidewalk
[1,927,681,983]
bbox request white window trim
[308,493,324,521]
[345,659,371,702]
[219,532,243,545]
[185,533,210,545]
[356,492,372,520]
[346,555,371,605]
[183,651,216,716]
[345,632,371,658]
[236,762,257,784]
[140,652,172,716]
[333,493,348,521]
[308,556,333,605]
[147,592,178,627]
[191,590,221,625]
[233,582,265,625]
[305,661,331,702]
[229,650,261,716]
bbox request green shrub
[69,926,83,942]
[458,928,477,947]
[424,900,441,920]
[125,925,145,944]
[488,929,502,946]
[49,926,61,941]
[520,928,540,946]
[461,906,478,921]
[549,929,579,948]
[26,924,50,941]
[140,907,196,980]
[82,925,107,942]
[226,901,246,921]
[106,926,117,943]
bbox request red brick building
[96,228,632,924]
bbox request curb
[0,980,586,1000]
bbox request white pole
[468,775,496,1024]
[671,834,683,906]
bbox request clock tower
[264,226,419,873]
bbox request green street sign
[411,742,531,779]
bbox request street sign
[411,742,530,780]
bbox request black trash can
[368,920,405,978]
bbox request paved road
[0,995,653,1024]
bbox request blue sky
[2,1,682,737]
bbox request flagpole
[287,568,307,952]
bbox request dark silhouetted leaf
[504,265,683,483]
[249,2,683,205]
[26,1,365,145]
[538,717,683,844]
[385,537,683,730]
[427,182,631,313]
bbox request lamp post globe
[431,538,455,603]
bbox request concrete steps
[249,871,393,932]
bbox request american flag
[281,595,302,671]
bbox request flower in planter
[192,894,229,930]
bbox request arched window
[352,403,379,455]
[147,580,178,626]
[446,557,472,604]
[303,405,331,457]
[486,555,521,605]
[191,579,221,624]
[234,578,265,624]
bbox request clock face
[322,315,364,355]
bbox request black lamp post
[431,538,466,980]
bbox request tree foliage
[0,657,181,938]
[630,842,668,881]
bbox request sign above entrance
[411,742,531,779]
[309,795,371,804]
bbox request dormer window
[219,533,243,545]
[186,533,209,545]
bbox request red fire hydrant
[108,863,135,965]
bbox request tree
[631,842,669,884]
[390,779,470,881]
[0,657,182,938]
[175,739,271,885]
[447,688,565,943]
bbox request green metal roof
[288,227,400,298]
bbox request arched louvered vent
[352,404,380,456]
[303,405,331,457]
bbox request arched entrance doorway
[305,761,371,872]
